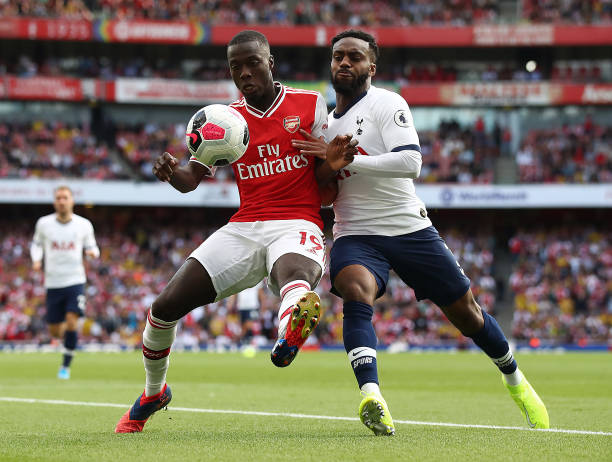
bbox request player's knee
[48,324,62,338]
[273,259,321,288]
[289,268,319,286]
[151,296,178,323]
[335,278,375,305]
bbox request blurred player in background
[30,185,99,380]
[115,30,357,433]
[230,280,265,347]
[293,30,549,435]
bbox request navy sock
[469,311,517,374]
[63,330,77,368]
[343,301,379,388]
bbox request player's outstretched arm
[152,152,208,193]
[349,149,422,179]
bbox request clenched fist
[152,152,179,182]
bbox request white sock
[361,382,381,395]
[277,280,311,338]
[142,310,177,397]
[503,368,524,387]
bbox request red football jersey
[198,83,328,229]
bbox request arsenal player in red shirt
[115,30,356,433]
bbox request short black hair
[228,30,270,53]
[331,30,379,63]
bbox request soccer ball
[185,104,249,166]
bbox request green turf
[0,351,610,461]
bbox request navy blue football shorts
[330,226,471,307]
[46,283,85,324]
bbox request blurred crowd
[2,213,610,348]
[509,227,612,346]
[4,54,611,84]
[0,0,499,25]
[418,117,507,184]
[0,121,128,180]
[2,118,611,184]
[3,0,612,25]
[516,118,612,183]
[0,218,499,348]
[522,0,612,24]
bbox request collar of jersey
[333,89,369,119]
[243,82,286,118]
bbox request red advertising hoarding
[0,17,91,40]
[2,76,611,106]
[94,19,208,44]
[5,77,84,101]
[401,82,612,106]
[113,78,238,104]
[1,18,610,46]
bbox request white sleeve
[376,91,420,154]
[83,220,100,258]
[349,91,422,178]
[349,150,422,178]
[30,219,44,263]
[188,156,217,177]
[311,93,329,142]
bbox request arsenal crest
[283,116,300,133]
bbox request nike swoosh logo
[350,349,368,358]
[522,404,536,428]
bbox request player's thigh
[153,258,217,320]
[265,220,326,295]
[330,235,391,301]
[189,222,268,302]
[386,226,471,307]
[45,287,67,325]
[64,284,85,317]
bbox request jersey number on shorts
[299,232,323,254]
[77,294,86,311]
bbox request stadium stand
[3,54,611,83]
[0,121,128,179]
[0,214,499,348]
[509,227,611,345]
[2,118,609,184]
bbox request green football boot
[358,391,395,436]
[503,371,550,429]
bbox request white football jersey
[327,85,432,238]
[30,213,99,289]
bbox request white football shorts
[189,219,326,300]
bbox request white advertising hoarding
[0,180,610,208]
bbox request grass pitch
[0,351,610,461]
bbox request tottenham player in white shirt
[293,30,549,435]
[30,185,99,379]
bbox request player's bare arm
[292,129,358,185]
[152,152,208,193]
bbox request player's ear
[268,54,275,72]
[369,63,377,77]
